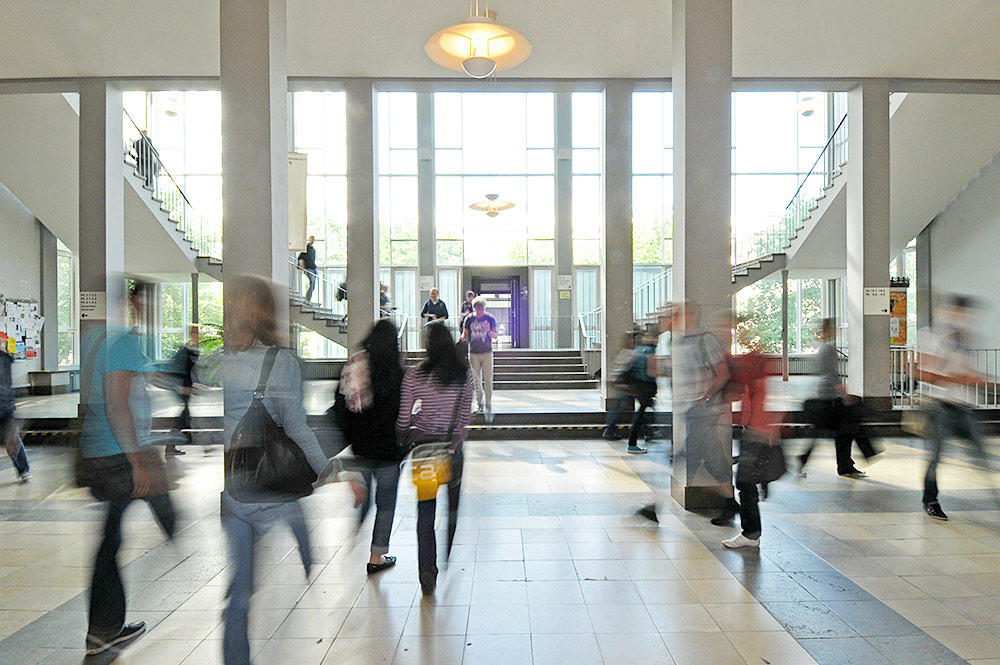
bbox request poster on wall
[889,279,909,346]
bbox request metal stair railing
[287,257,348,322]
[577,267,674,351]
[731,113,849,270]
[122,108,222,260]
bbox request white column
[78,79,125,408]
[220,0,290,324]
[417,93,435,316]
[38,224,59,371]
[601,81,633,407]
[555,92,574,349]
[345,79,379,352]
[846,81,891,404]
[670,0,733,509]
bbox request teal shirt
[79,328,153,458]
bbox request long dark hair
[420,322,468,385]
[362,319,403,396]
[225,275,282,352]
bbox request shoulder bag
[226,347,318,502]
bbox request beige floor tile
[920,554,991,575]
[597,633,675,665]
[574,559,630,581]
[0,609,44,640]
[587,603,657,633]
[661,631,746,665]
[726,630,819,665]
[923,625,1000,660]
[467,603,529,634]
[943,596,1000,625]
[824,556,894,577]
[321,637,400,665]
[580,579,642,605]
[526,580,585,605]
[115,639,199,665]
[685,578,756,604]
[647,603,721,632]
[254,638,334,665]
[671,557,735,580]
[853,575,929,600]
[882,598,974,627]
[870,556,946,576]
[705,602,784,632]
[904,574,985,598]
[337,607,410,639]
[146,610,223,641]
[272,607,351,639]
[658,541,714,559]
[529,603,593,634]
[392,635,467,665]
[532,633,604,665]
[179,639,224,665]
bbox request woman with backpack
[220,275,354,665]
[396,323,475,595]
[334,318,405,575]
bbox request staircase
[124,110,352,349]
[730,113,848,292]
[404,349,598,390]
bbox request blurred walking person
[297,235,318,302]
[334,318,405,575]
[167,324,201,454]
[79,284,174,656]
[1,348,29,481]
[220,275,350,665]
[724,324,784,548]
[624,328,659,454]
[396,323,475,595]
[604,331,639,441]
[461,296,498,422]
[800,318,881,478]
[917,295,989,521]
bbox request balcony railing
[890,346,1000,409]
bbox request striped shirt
[396,365,475,448]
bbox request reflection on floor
[15,376,824,420]
[0,436,996,664]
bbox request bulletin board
[0,296,44,361]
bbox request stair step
[492,373,592,382]
[493,380,599,390]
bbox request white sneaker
[18,471,31,483]
[485,410,494,424]
[722,534,760,549]
[474,405,484,415]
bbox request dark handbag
[83,449,171,501]
[226,347,318,502]
[802,398,836,429]
[736,434,787,486]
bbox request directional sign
[80,292,107,320]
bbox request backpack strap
[253,347,281,401]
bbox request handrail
[784,113,848,214]
[396,314,408,351]
[122,108,221,260]
[123,108,194,211]
[731,113,849,268]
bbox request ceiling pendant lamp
[425,1,532,78]
[470,193,515,218]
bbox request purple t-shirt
[463,313,497,354]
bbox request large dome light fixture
[470,193,515,218]
[425,1,532,79]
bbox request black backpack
[225,347,317,502]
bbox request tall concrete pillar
[670,0,733,509]
[38,223,58,371]
[600,81,633,406]
[555,93,574,349]
[78,79,125,407]
[220,0,290,326]
[345,79,379,352]
[417,93,436,314]
[916,225,931,330]
[846,81,891,404]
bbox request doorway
[471,274,522,348]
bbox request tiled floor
[0,435,997,664]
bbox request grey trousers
[469,352,493,411]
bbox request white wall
[0,180,42,386]
[929,151,1000,348]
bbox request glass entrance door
[471,275,521,348]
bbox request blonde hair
[472,296,487,309]
[225,275,283,352]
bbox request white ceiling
[3,1,1000,80]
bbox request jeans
[736,480,761,540]
[416,448,464,582]
[359,462,401,556]
[604,394,634,435]
[627,385,656,447]
[6,437,28,475]
[924,401,985,505]
[304,269,317,301]
[221,492,312,665]
[88,493,175,640]
[469,353,493,411]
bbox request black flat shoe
[420,569,437,595]
[366,555,397,575]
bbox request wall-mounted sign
[863,287,889,315]
[559,290,572,300]
[418,276,435,291]
[557,274,572,290]
[80,291,107,320]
